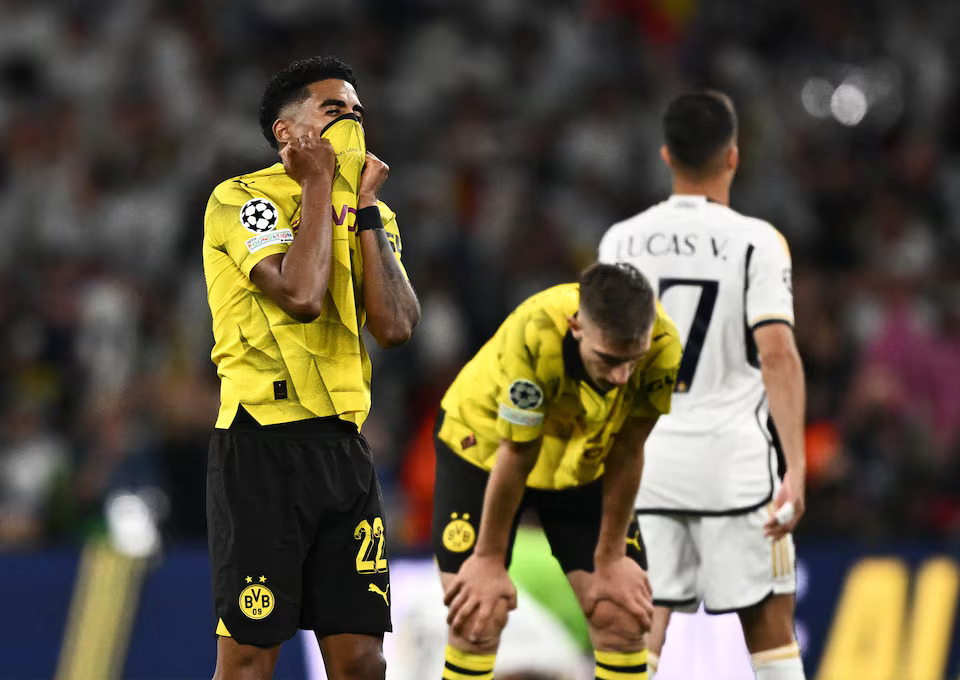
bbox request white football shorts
[639,505,796,613]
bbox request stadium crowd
[0,0,958,550]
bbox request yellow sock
[442,645,495,680]
[595,649,648,680]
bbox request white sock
[751,642,806,680]
[647,652,659,680]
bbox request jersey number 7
[659,278,718,393]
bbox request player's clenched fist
[358,151,389,207]
[280,132,335,186]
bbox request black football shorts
[207,407,391,647]
[431,411,646,575]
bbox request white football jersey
[599,195,794,513]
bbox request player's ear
[568,314,583,337]
[660,145,672,168]
[727,144,739,172]
[272,119,291,146]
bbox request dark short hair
[258,56,357,149]
[663,91,737,174]
[579,262,656,343]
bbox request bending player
[432,263,682,680]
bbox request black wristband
[356,205,384,233]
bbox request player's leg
[636,513,700,679]
[566,569,649,678]
[432,435,520,680]
[645,606,671,679]
[303,430,392,680]
[537,484,649,679]
[738,594,804,680]
[207,424,310,678]
[438,571,512,649]
[316,634,386,680]
[700,510,805,680]
[213,637,281,680]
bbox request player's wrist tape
[356,205,384,232]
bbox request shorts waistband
[228,405,358,437]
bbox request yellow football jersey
[203,117,406,428]
[438,283,682,490]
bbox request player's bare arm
[443,437,539,641]
[587,415,657,629]
[249,134,336,323]
[756,322,807,539]
[356,151,420,347]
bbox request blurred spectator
[0,398,68,546]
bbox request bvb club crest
[239,576,275,620]
[442,513,476,553]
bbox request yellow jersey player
[433,263,682,680]
[202,57,419,680]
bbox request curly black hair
[258,56,357,149]
[579,262,656,343]
[663,90,737,175]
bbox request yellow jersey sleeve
[493,309,553,443]
[207,184,295,279]
[630,302,683,419]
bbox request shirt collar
[562,330,612,395]
[667,194,709,207]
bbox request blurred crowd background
[1,0,958,554]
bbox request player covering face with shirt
[432,262,682,680]
[203,56,419,680]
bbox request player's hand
[586,555,654,630]
[280,132,335,186]
[764,469,805,539]
[443,554,517,643]
[358,151,389,208]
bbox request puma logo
[626,529,643,553]
[368,583,389,606]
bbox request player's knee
[448,626,503,656]
[739,594,796,653]
[449,599,510,654]
[646,607,670,655]
[477,597,511,645]
[214,666,273,680]
[587,600,646,650]
[489,598,510,635]
[325,644,386,680]
[214,638,280,680]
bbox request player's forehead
[304,79,361,108]
[593,335,649,360]
[582,322,645,357]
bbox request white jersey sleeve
[746,227,794,329]
[599,195,795,513]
